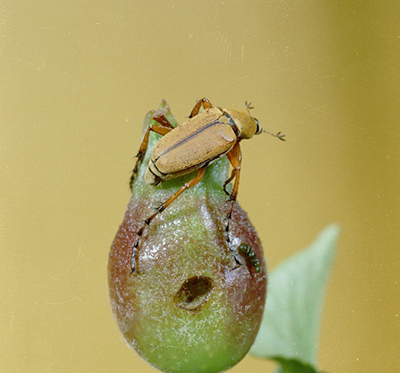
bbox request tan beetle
[130,97,285,273]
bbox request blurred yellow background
[1,1,399,372]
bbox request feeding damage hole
[174,276,214,311]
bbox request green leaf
[250,224,340,372]
[274,357,320,373]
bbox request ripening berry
[108,101,267,373]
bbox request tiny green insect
[238,243,261,273]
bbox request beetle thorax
[223,109,258,139]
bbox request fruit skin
[108,101,267,373]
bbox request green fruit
[108,101,267,373]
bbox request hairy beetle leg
[152,113,176,129]
[130,226,145,273]
[129,117,174,188]
[221,142,245,268]
[189,97,213,118]
[131,167,206,273]
[224,142,242,201]
[224,219,242,270]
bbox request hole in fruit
[174,276,214,311]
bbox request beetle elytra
[130,98,285,273]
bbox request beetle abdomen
[151,112,236,180]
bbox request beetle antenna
[262,129,286,141]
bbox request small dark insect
[238,243,261,273]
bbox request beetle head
[254,118,263,135]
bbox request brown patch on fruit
[174,276,214,311]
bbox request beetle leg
[131,167,206,273]
[222,168,237,197]
[129,124,173,188]
[152,113,175,129]
[189,98,214,118]
[223,142,242,202]
[221,142,243,267]
[146,167,206,222]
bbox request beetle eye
[254,118,263,135]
